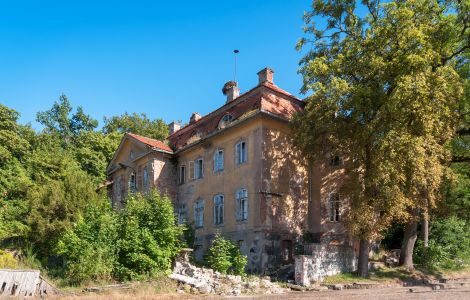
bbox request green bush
[0,250,18,268]
[205,234,247,275]
[414,216,470,270]
[57,190,184,284]
[114,190,183,281]
[56,197,117,284]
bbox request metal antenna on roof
[233,49,239,82]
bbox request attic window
[130,150,135,160]
[218,114,233,129]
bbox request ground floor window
[213,194,224,225]
[194,199,204,228]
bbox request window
[179,165,186,184]
[213,194,224,225]
[177,204,186,224]
[235,141,247,165]
[281,240,293,262]
[128,172,136,193]
[143,166,149,189]
[218,114,233,129]
[130,150,135,160]
[214,149,224,172]
[194,199,204,228]
[330,155,342,166]
[236,188,248,221]
[328,193,341,222]
[195,158,204,179]
[115,177,122,202]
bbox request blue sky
[0,1,310,129]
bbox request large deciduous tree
[103,112,168,141]
[293,0,468,275]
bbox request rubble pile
[169,249,285,296]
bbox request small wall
[295,244,357,286]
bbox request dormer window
[218,114,233,129]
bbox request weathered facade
[106,68,354,274]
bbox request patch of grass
[322,272,371,284]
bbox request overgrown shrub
[0,250,17,268]
[205,234,247,275]
[114,190,183,281]
[56,197,117,284]
[414,216,470,270]
[57,190,183,284]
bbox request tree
[36,94,98,144]
[103,112,168,140]
[294,0,467,275]
[205,234,247,275]
[56,197,118,284]
[0,105,33,244]
[114,190,183,281]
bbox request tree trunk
[422,213,429,248]
[357,239,369,277]
[399,218,418,269]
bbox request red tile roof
[127,132,173,153]
[168,82,304,150]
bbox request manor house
[106,68,350,273]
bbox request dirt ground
[225,286,470,300]
[52,285,470,300]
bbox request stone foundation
[295,244,357,286]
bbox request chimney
[222,81,240,103]
[190,112,202,124]
[257,67,274,85]
[168,121,181,135]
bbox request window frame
[143,166,149,189]
[213,194,224,225]
[235,140,247,165]
[179,164,186,184]
[328,193,341,222]
[235,188,248,221]
[194,158,204,179]
[194,198,205,228]
[128,172,136,193]
[213,148,224,172]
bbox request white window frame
[213,149,224,172]
[328,193,341,222]
[213,194,224,225]
[236,188,248,221]
[194,199,204,228]
[195,158,204,179]
[235,140,247,165]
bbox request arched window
[213,194,224,225]
[218,114,233,129]
[236,188,248,221]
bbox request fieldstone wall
[295,244,357,286]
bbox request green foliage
[114,191,183,281]
[205,234,247,275]
[103,112,168,140]
[294,0,468,245]
[57,198,118,284]
[36,94,98,144]
[0,250,18,268]
[414,217,470,270]
[27,170,98,256]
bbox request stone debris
[170,250,285,296]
